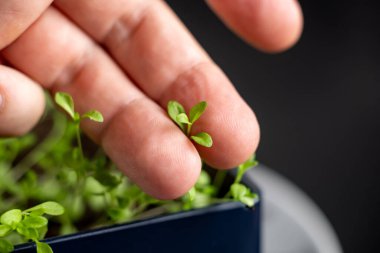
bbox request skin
[0,0,303,199]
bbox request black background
[166,1,380,252]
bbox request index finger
[54,0,260,169]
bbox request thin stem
[75,123,84,160]
[186,123,192,136]
[213,170,227,195]
[12,111,67,181]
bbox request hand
[0,0,303,199]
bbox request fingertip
[207,0,304,53]
[0,66,45,136]
[198,100,260,170]
[101,99,202,200]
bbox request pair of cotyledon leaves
[167,101,213,148]
[54,92,103,123]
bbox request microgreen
[230,184,258,207]
[167,100,213,147]
[0,202,64,253]
[226,155,259,207]
[0,94,259,253]
[54,92,103,159]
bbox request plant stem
[213,170,227,195]
[75,124,84,160]
[186,123,192,136]
[12,111,67,181]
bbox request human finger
[54,0,260,169]
[2,8,201,199]
[0,0,52,49]
[206,0,303,52]
[0,65,45,136]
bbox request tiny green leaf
[189,101,207,124]
[187,187,196,202]
[167,100,185,120]
[176,113,191,125]
[16,226,39,240]
[230,183,257,207]
[0,225,11,237]
[94,170,121,188]
[54,92,75,119]
[25,202,64,216]
[40,202,65,216]
[0,239,14,253]
[231,183,247,199]
[235,154,258,184]
[22,216,48,229]
[167,100,186,131]
[1,209,22,228]
[82,110,104,122]
[190,132,213,147]
[73,112,81,122]
[36,242,53,253]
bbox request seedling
[167,100,258,208]
[167,101,212,147]
[0,202,64,253]
[0,94,258,253]
[54,92,103,159]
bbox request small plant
[167,100,258,208]
[167,101,212,147]
[0,93,258,253]
[54,92,103,159]
[0,202,64,253]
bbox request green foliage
[230,184,258,208]
[235,154,258,184]
[54,92,75,119]
[167,100,213,147]
[0,94,259,253]
[190,132,213,148]
[36,242,53,253]
[25,202,64,216]
[167,100,186,131]
[0,202,63,253]
[81,110,104,123]
[189,101,207,124]
[0,239,13,253]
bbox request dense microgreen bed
[0,93,258,253]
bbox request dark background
[166,1,380,252]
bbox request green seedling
[0,93,259,253]
[54,92,103,158]
[167,100,212,148]
[227,154,259,207]
[0,202,64,253]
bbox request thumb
[0,66,45,136]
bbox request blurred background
[166,1,380,252]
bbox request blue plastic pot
[14,177,260,253]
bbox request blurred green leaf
[22,216,48,229]
[82,110,104,122]
[167,100,186,131]
[54,92,75,119]
[36,242,53,253]
[0,225,11,237]
[189,101,207,124]
[191,132,213,147]
[0,239,14,253]
[1,209,22,228]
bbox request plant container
[14,176,261,253]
